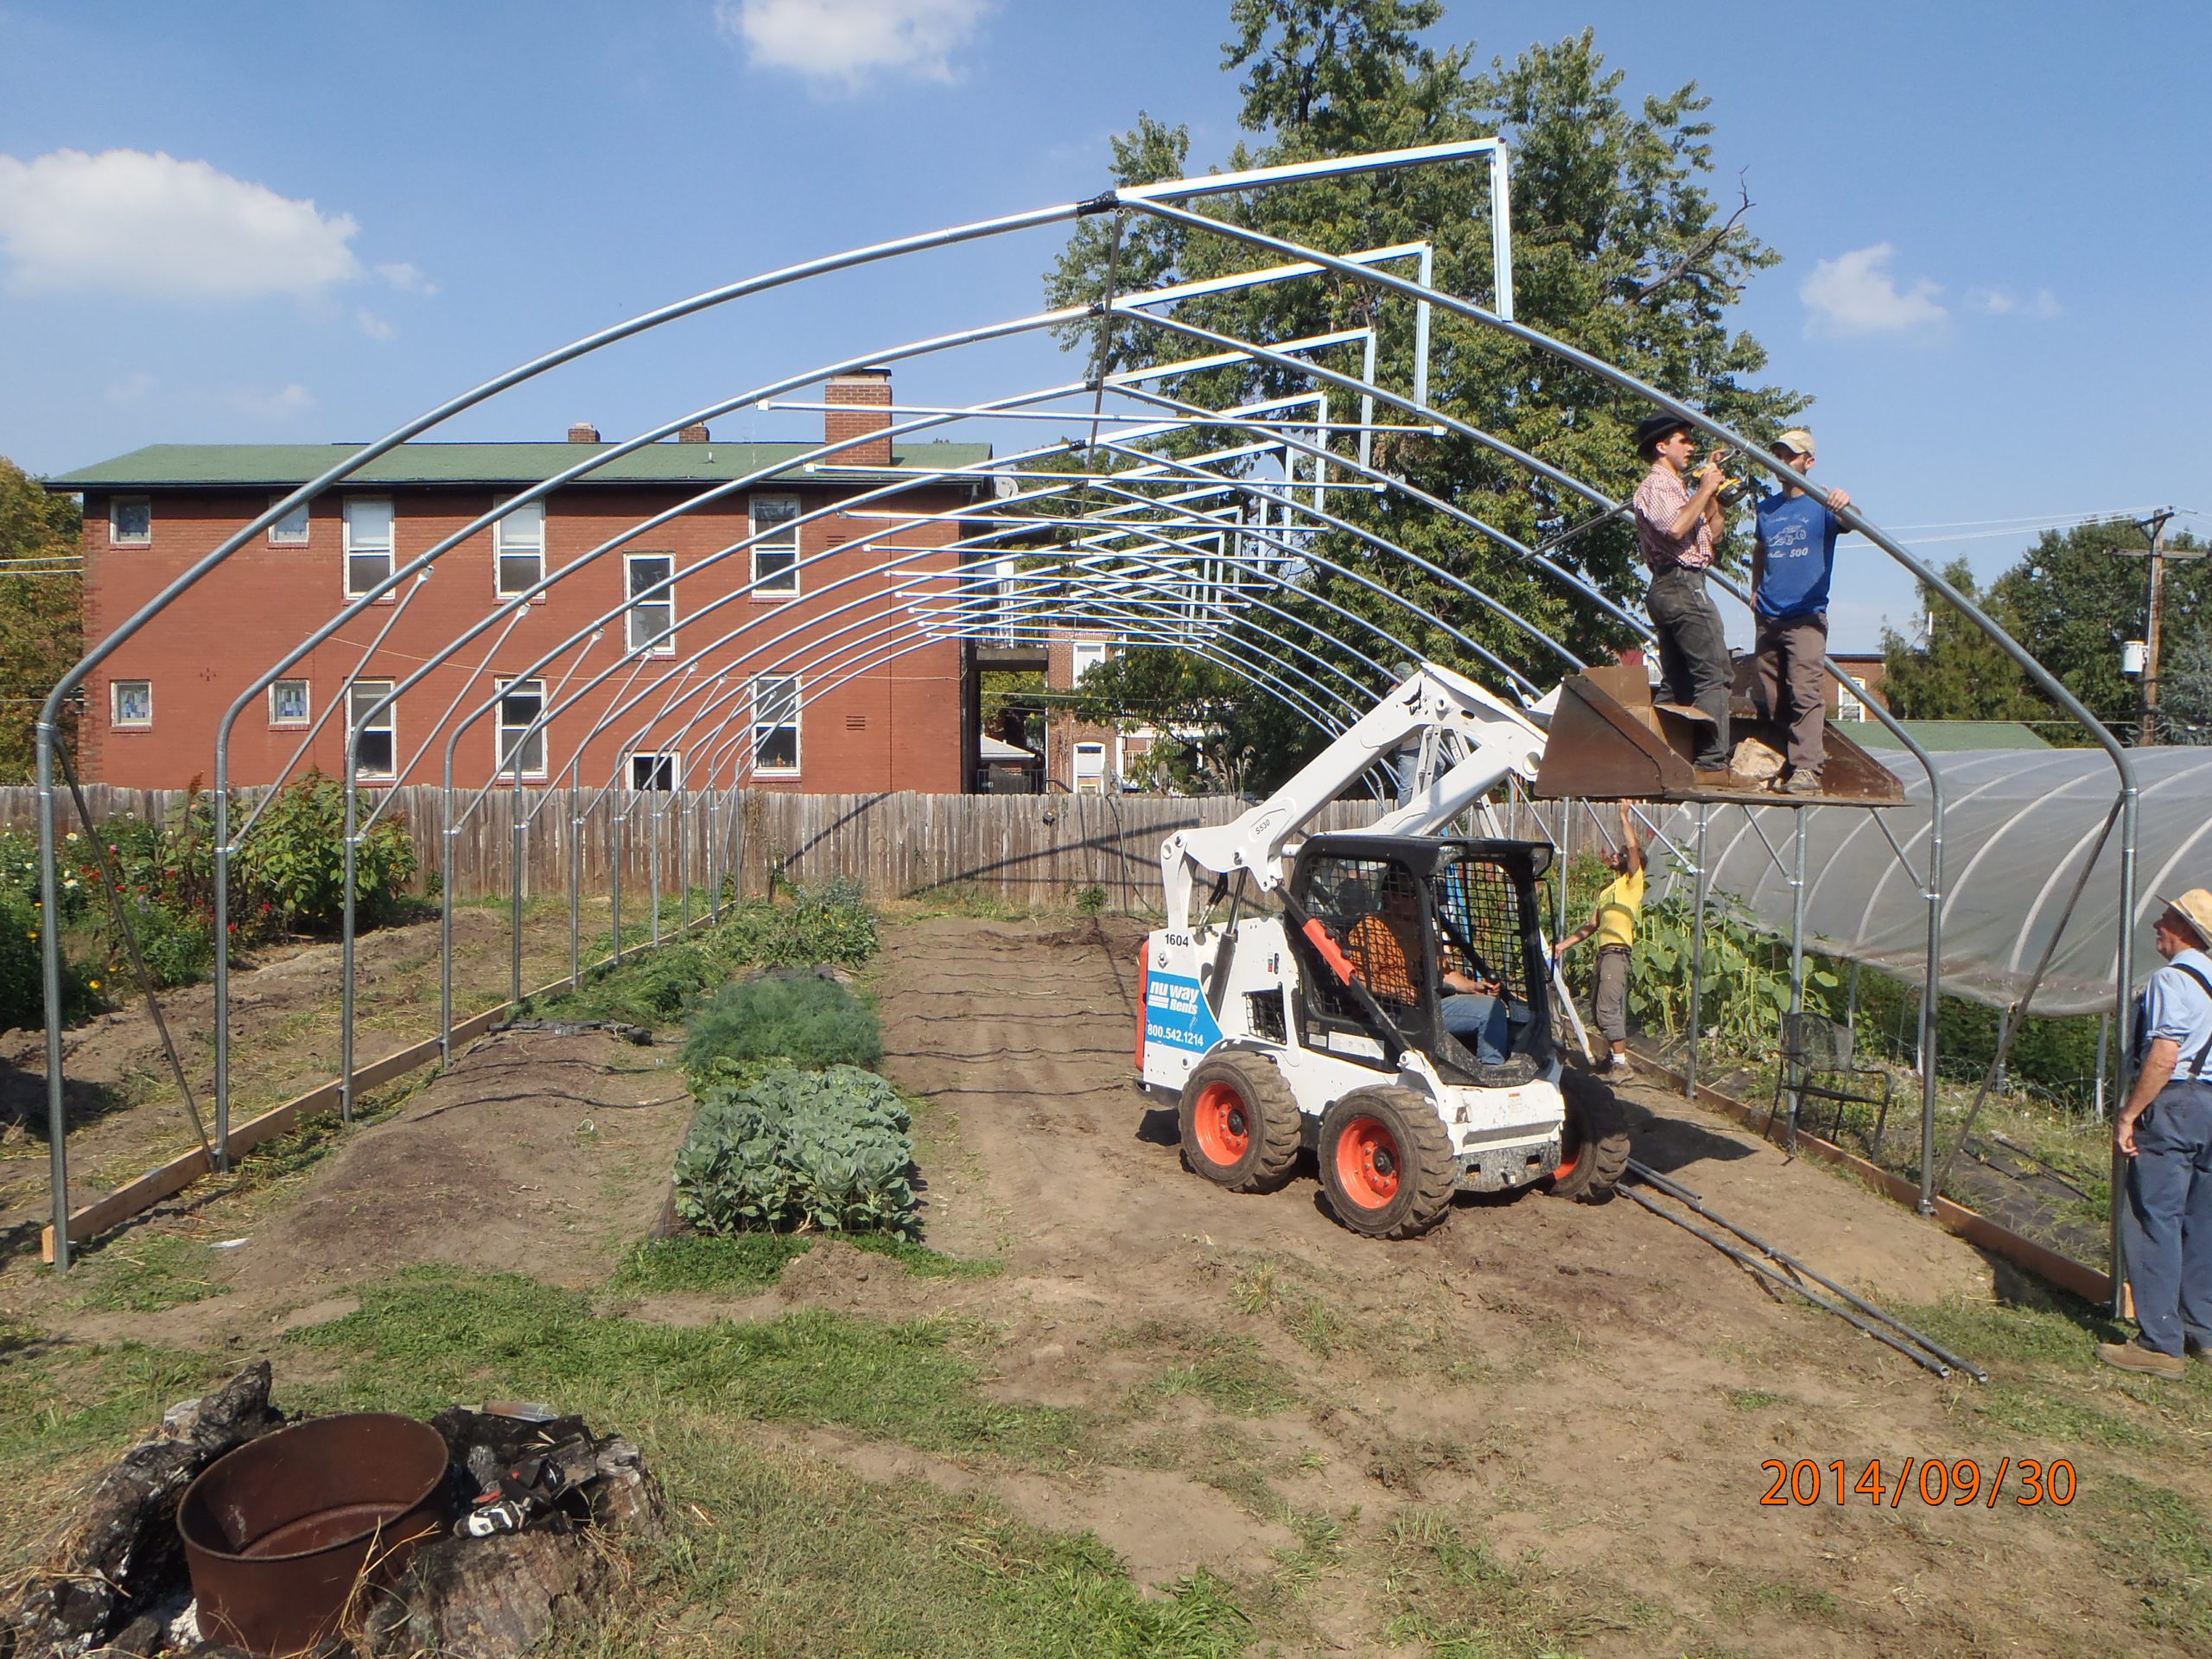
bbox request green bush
[682,969,883,1074]
[672,1064,917,1236]
[0,892,98,1031]
[235,769,420,931]
[124,901,216,988]
[718,877,880,969]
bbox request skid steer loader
[1137,662,1630,1238]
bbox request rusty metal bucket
[177,1412,452,1656]
[1533,664,1904,806]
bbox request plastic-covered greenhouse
[1645,747,2212,1018]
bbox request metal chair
[1769,1013,1895,1157]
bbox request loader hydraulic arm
[1160,662,1548,931]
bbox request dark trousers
[1754,611,1829,772]
[2120,1081,2212,1357]
[1647,566,1731,769]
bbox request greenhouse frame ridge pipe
[41,140,2123,1276]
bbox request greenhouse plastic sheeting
[1640,747,2212,1017]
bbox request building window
[626,553,676,654]
[270,679,310,726]
[1074,741,1106,794]
[1071,640,1108,683]
[111,679,153,728]
[751,496,800,596]
[497,678,546,779]
[349,679,396,779]
[110,498,151,546]
[629,752,680,791]
[751,676,800,775]
[269,497,311,546]
[343,497,395,596]
[1835,684,1866,722]
[495,498,545,596]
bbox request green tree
[1042,4,1805,791]
[1987,520,2210,734]
[2161,624,2212,744]
[1878,558,2051,724]
[1875,522,2209,738]
[0,456,84,781]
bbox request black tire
[1548,1069,1631,1203]
[1317,1086,1458,1239]
[1177,1052,1303,1193]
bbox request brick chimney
[568,421,601,443]
[824,369,893,468]
[677,422,711,443]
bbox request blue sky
[2,0,2205,653]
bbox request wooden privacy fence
[0,785,1382,911]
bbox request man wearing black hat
[1630,413,1734,776]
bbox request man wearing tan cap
[1751,429,1853,797]
[2102,887,2212,1378]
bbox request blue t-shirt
[1753,492,1842,620]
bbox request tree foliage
[1878,523,2211,741]
[0,456,83,781]
[1039,4,1805,791]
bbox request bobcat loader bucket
[1532,664,1904,806]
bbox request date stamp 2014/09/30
[1760,1458,2076,1509]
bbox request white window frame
[1073,740,1106,794]
[1835,684,1866,722]
[496,677,547,780]
[750,675,801,777]
[349,679,397,779]
[111,679,153,728]
[629,751,681,791]
[1071,640,1108,683]
[109,497,151,547]
[494,496,546,598]
[626,552,677,656]
[343,497,396,598]
[268,495,311,546]
[749,495,801,598]
[270,678,310,727]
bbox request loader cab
[1287,834,1555,1087]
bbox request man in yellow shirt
[1554,802,1647,1078]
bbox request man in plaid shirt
[1631,411,1736,776]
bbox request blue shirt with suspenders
[2137,947,2212,1085]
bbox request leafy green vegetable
[682,969,883,1074]
[673,1064,918,1238]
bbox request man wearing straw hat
[2102,887,2212,1377]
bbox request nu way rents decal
[1146,970,1223,1053]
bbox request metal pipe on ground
[1625,1159,1986,1382]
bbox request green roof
[43,441,994,490]
[1851,719,2056,752]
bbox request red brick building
[48,375,995,793]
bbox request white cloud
[1800,243,1947,337]
[105,372,155,405]
[716,0,989,91]
[357,309,397,340]
[0,149,364,300]
[232,382,315,417]
[1967,285,2061,319]
[374,260,437,296]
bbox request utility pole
[2139,508,2176,747]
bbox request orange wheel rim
[1193,1081,1251,1165]
[1334,1114,1401,1207]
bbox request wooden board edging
[1629,1046,2113,1306]
[41,925,703,1263]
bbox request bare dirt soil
[3,912,2201,1656]
[853,915,2190,1658]
[0,898,627,1254]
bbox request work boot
[1783,768,1823,797]
[1606,1053,1637,1080]
[2187,1333,2212,1364]
[2098,1339,2185,1379]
